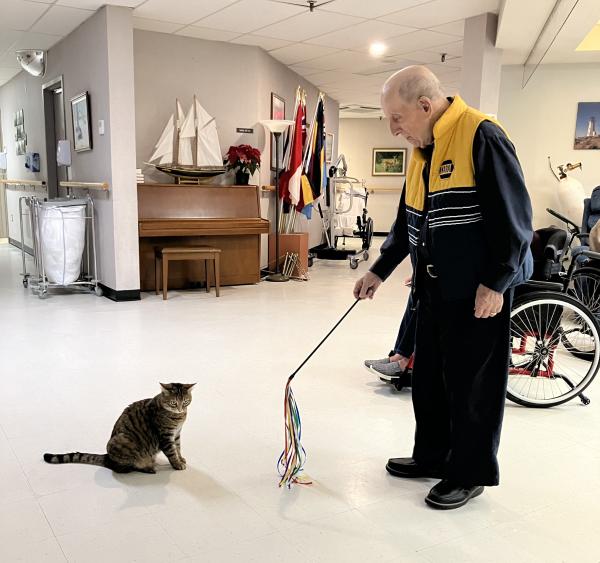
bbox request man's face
[382,92,434,148]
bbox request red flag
[279,97,304,206]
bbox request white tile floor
[1,239,599,563]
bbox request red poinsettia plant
[225,144,261,175]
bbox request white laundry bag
[39,199,87,285]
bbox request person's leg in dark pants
[438,288,514,487]
[411,294,451,474]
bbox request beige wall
[338,118,411,233]
[0,6,139,292]
[499,63,600,229]
[133,30,339,257]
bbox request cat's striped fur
[44,383,195,474]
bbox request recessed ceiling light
[369,42,387,57]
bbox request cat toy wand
[278,298,362,488]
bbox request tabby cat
[44,383,195,473]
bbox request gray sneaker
[364,357,391,368]
[369,361,403,381]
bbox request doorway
[42,75,67,199]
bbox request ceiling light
[369,42,387,57]
[576,19,600,51]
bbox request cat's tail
[43,452,106,467]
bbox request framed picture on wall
[574,102,600,150]
[270,92,285,171]
[325,132,334,163]
[71,91,92,152]
[372,148,406,176]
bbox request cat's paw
[172,461,186,470]
[179,457,187,464]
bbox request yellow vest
[405,96,501,212]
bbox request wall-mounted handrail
[59,181,109,191]
[0,179,46,186]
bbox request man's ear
[418,96,432,114]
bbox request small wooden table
[155,246,221,300]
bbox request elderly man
[354,66,532,509]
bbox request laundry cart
[19,195,102,298]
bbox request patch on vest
[439,160,454,179]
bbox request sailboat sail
[149,114,174,164]
[178,102,195,166]
[195,99,223,167]
[147,95,225,181]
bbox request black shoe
[425,479,484,510]
[386,457,441,479]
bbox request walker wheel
[94,286,103,297]
[350,258,358,269]
[308,257,314,268]
[38,290,48,299]
[363,251,369,261]
[22,278,29,288]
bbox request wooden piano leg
[205,259,210,293]
[155,255,161,295]
[162,257,169,300]
[215,253,220,297]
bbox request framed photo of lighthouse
[574,102,600,150]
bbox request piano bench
[154,246,222,300]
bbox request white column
[105,6,139,291]
[460,13,503,116]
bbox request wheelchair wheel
[508,291,600,407]
[565,268,600,359]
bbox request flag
[278,92,304,206]
[299,94,326,218]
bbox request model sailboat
[146,96,225,183]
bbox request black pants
[411,277,513,487]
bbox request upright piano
[138,184,269,290]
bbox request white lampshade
[259,119,294,134]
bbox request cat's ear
[184,383,196,391]
[160,383,173,392]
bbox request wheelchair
[507,207,600,408]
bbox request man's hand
[353,271,383,300]
[474,284,503,318]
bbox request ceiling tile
[255,10,364,42]
[380,0,500,28]
[429,40,463,58]
[399,49,449,64]
[288,63,326,75]
[231,34,293,51]
[12,31,63,51]
[428,19,464,37]
[319,0,431,18]
[196,0,305,34]
[424,62,461,78]
[269,43,340,65]
[57,0,147,8]
[134,0,239,25]
[30,5,94,36]
[175,26,241,42]
[293,50,380,71]
[0,30,23,55]
[132,17,183,34]
[385,29,458,55]
[0,48,23,69]
[306,19,416,50]
[0,1,50,31]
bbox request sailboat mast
[193,94,198,167]
[174,98,180,165]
